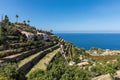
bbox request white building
[37,32,49,41]
[18,29,35,40]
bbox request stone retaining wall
[46,52,59,70]
[0,43,58,66]
[18,44,59,75]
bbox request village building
[18,29,35,41]
[37,31,49,41]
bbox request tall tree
[27,20,30,24]
[23,20,26,24]
[15,14,19,23]
[2,15,9,23]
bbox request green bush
[0,45,4,51]
[7,36,19,40]
[0,52,7,58]
[31,46,36,49]
[28,53,91,80]
[19,43,28,47]
[28,69,45,80]
[16,48,23,53]
[0,26,5,44]
[0,63,18,80]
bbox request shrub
[0,45,4,51]
[7,36,19,40]
[0,52,7,58]
[16,48,23,53]
[28,69,45,80]
[0,63,19,80]
[0,26,5,44]
[31,46,36,49]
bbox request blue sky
[0,0,120,32]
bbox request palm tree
[23,20,26,24]
[27,20,30,24]
[15,14,19,23]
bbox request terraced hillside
[26,48,60,77]
[18,44,59,75]
[0,18,61,80]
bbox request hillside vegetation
[0,15,60,80]
[1,15,120,80]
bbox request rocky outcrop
[92,74,112,80]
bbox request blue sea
[55,33,120,50]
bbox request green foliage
[79,48,86,55]
[73,55,80,64]
[0,73,9,80]
[0,45,4,51]
[2,15,9,23]
[0,26,5,44]
[0,52,7,58]
[87,55,118,62]
[117,55,120,63]
[116,55,120,69]
[28,69,45,80]
[91,63,116,77]
[19,36,24,42]
[60,66,91,80]
[0,63,18,80]
[28,53,91,80]
[6,26,17,35]
[16,48,24,53]
[7,36,19,40]
[90,47,103,54]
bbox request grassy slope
[26,48,60,77]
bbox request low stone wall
[18,44,59,75]
[0,43,58,66]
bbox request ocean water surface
[55,33,120,50]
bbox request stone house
[18,29,35,41]
[37,32,49,41]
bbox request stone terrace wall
[18,44,59,75]
[0,43,58,66]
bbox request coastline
[55,33,120,50]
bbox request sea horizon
[55,33,120,50]
[54,31,120,34]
